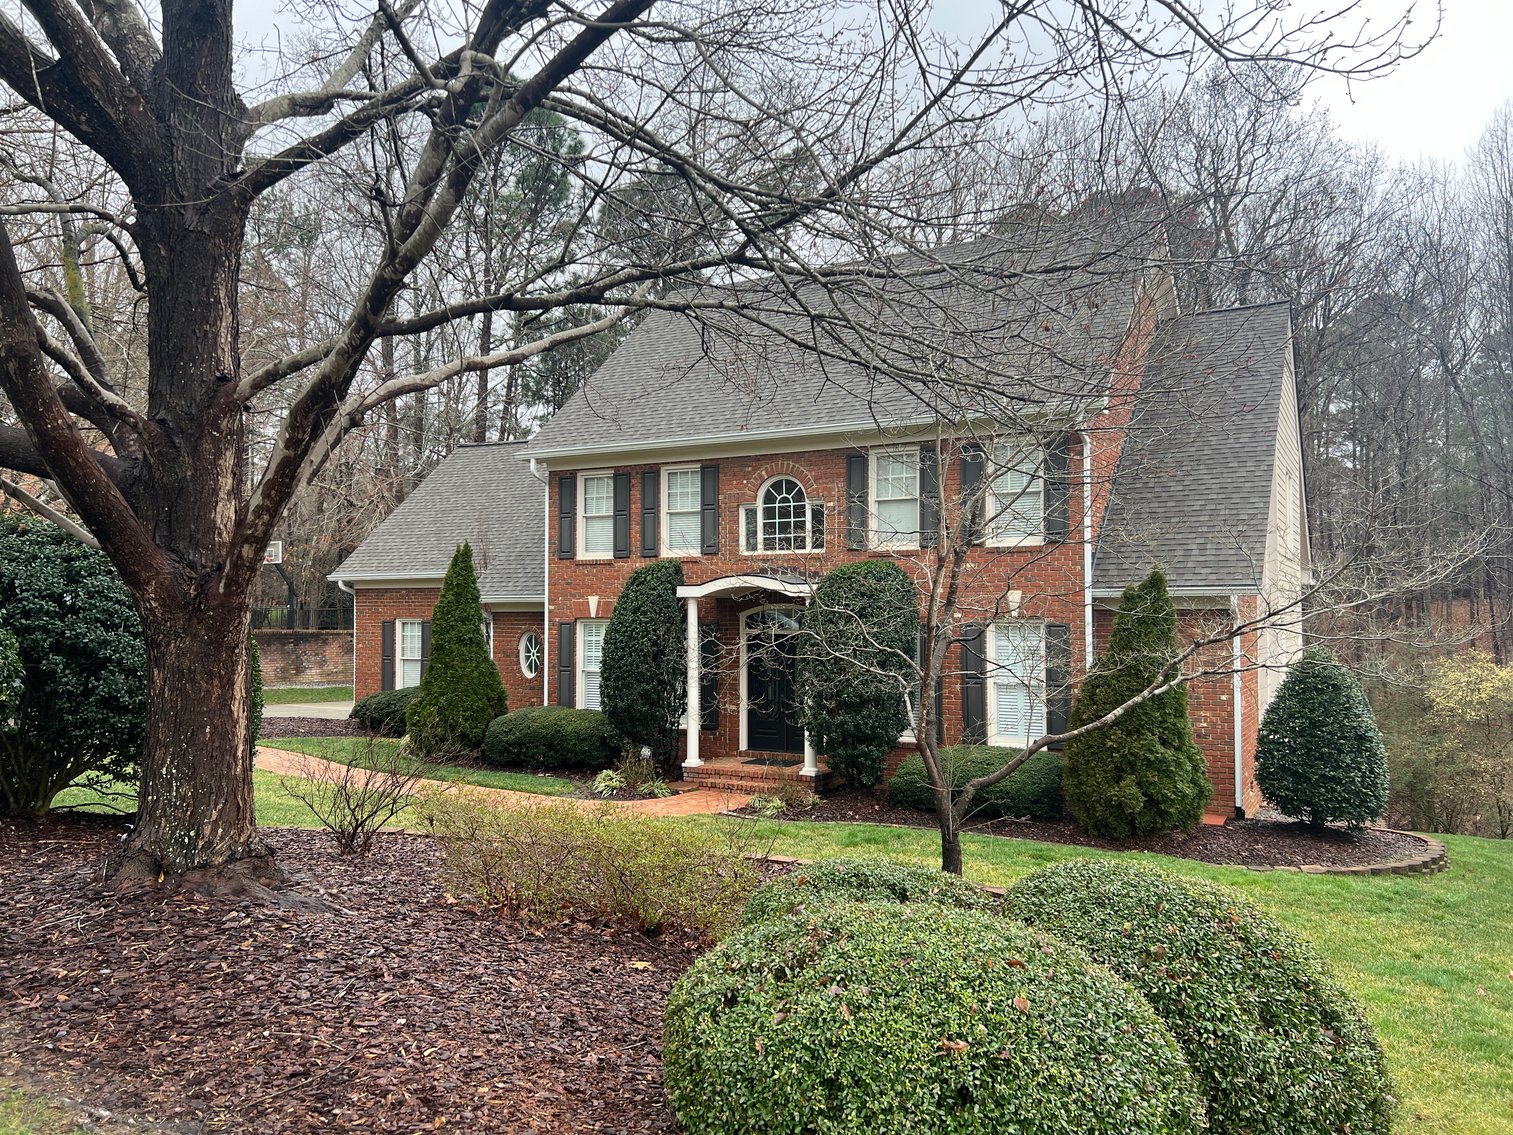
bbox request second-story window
[873,448,920,547]
[580,472,615,557]
[743,476,825,553]
[986,443,1043,545]
[663,466,703,555]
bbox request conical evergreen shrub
[601,559,686,770]
[406,543,507,756]
[1256,645,1388,827]
[1062,568,1212,836]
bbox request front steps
[683,755,840,795]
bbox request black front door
[745,612,805,754]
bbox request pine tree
[601,559,686,770]
[1063,568,1212,836]
[406,543,508,756]
[1256,645,1388,827]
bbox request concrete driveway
[263,701,355,719]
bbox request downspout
[1081,430,1095,668]
[530,456,550,707]
[1231,594,1245,817]
[336,579,357,695]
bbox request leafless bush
[280,739,438,855]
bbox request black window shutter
[960,443,985,545]
[1044,622,1072,744]
[846,453,869,549]
[612,471,631,558]
[557,474,576,559]
[640,469,659,556]
[380,620,395,691]
[919,445,940,548]
[960,622,987,744]
[699,620,719,732]
[700,464,720,554]
[1043,434,1072,541]
[419,620,432,680]
[556,622,575,707]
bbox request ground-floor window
[519,630,543,679]
[398,618,426,687]
[988,619,1045,745]
[578,619,608,710]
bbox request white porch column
[801,731,818,778]
[683,596,702,768]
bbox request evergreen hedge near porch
[600,560,686,772]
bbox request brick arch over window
[744,471,827,553]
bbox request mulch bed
[740,788,1430,870]
[260,715,375,738]
[0,814,698,1133]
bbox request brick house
[333,226,1308,820]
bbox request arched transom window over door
[749,476,825,552]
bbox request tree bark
[936,793,964,875]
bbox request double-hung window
[663,467,703,555]
[580,473,615,557]
[987,442,1043,545]
[398,619,425,688]
[872,449,920,547]
[578,619,608,710]
[988,620,1045,745]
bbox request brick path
[254,746,751,817]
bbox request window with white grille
[578,619,608,710]
[989,620,1045,744]
[663,467,702,554]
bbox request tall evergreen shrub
[1062,568,1212,836]
[797,559,916,788]
[1256,645,1388,827]
[601,559,686,770]
[406,543,507,756]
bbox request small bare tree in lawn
[280,739,439,856]
[0,0,1422,885]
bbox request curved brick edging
[725,812,1450,878]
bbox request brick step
[685,760,838,795]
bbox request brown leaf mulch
[743,788,1429,869]
[0,814,697,1133]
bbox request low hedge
[740,856,997,926]
[886,746,1063,820]
[482,706,618,772]
[349,686,420,737]
[665,901,1206,1135]
[1007,858,1393,1135]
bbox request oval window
[519,631,543,679]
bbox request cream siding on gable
[1256,342,1307,712]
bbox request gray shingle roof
[529,216,1164,458]
[330,442,544,599]
[1092,302,1294,594]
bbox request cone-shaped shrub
[666,901,1206,1135]
[1008,858,1393,1135]
[406,543,507,756]
[1062,568,1211,836]
[1256,645,1388,827]
[600,559,686,770]
[797,559,916,788]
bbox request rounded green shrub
[1257,645,1389,827]
[665,901,1206,1135]
[1007,858,1393,1135]
[482,706,618,772]
[886,747,1063,820]
[601,559,686,771]
[740,856,997,926]
[350,686,420,736]
[798,559,916,788]
[1063,569,1212,836]
[407,543,508,756]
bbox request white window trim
[397,617,425,688]
[983,443,1045,549]
[869,445,921,551]
[985,619,1047,748]
[519,630,543,680]
[743,475,825,556]
[660,463,703,557]
[576,469,616,561]
[576,618,609,710]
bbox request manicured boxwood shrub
[600,559,686,771]
[1007,858,1393,1135]
[665,901,1206,1135]
[350,686,420,737]
[886,747,1064,820]
[740,856,997,926]
[482,706,618,772]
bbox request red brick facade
[253,629,352,687]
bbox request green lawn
[53,770,366,828]
[693,815,1513,1135]
[261,685,353,704]
[262,737,578,797]
[1,1083,91,1135]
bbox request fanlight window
[742,477,825,553]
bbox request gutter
[336,579,357,695]
[1081,429,1094,669]
[1231,594,1245,817]
[529,456,550,707]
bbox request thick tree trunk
[937,796,964,875]
[115,590,272,884]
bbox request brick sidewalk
[255,746,751,817]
